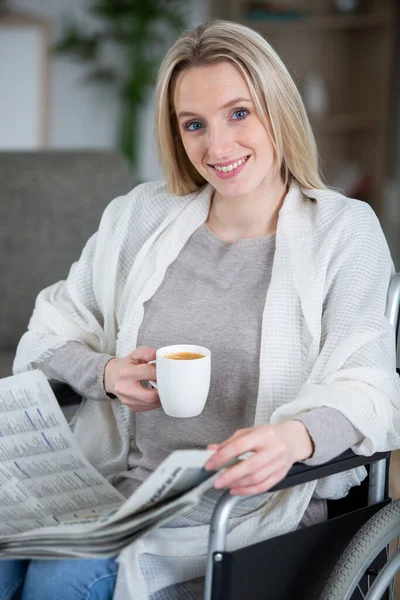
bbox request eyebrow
[177,97,252,119]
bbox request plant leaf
[55,0,188,167]
[56,26,103,62]
[85,66,120,84]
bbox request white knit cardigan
[14,180,400,599]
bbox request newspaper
[0,370,217,559]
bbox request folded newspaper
[0,370,219,559]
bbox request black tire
[319,500,400,600]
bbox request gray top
[41,224,361,520]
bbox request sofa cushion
[0,350,15,379]
[0,151,133,353]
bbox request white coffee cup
[149,344,211,418]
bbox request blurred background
[0,0,399,259]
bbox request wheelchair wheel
[320,500,400,600]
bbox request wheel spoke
[357,582,366,599]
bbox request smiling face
[173,61,282,202]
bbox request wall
[6,0,209,181]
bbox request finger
[205,430,251,469]
[230,466,289,496]
[212,429,249,449]
[220,459,288,490]
[129,346,157,363]
[120,387,161,409]
[119,362,157,383]
[115,378,159,403]
[124,399,162,412]
[206,428,273,471]
[213,451,281,489]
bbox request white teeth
[214,156,247,173]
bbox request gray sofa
[0,150,133,378]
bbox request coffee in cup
[164,351,205,361]
[148,344,211,418]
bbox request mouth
[209,155,250,179]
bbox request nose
[207,123,234,162]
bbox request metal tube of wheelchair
[204,492,242,600]
[368,275,400,506]
[368,458,387,504]
[385,272,400,333]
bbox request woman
[2,18,399,600]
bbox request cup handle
[147,359,157,389]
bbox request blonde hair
[155,19,326,196]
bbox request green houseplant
[57,0,187,177]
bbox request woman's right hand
[103,346,161,412]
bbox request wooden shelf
[242,13,393,35]
[0,10,50,29]
[210,0,397,213]
[310,114,382,135]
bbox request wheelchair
[52,274,400,600]
[203,272,400,600]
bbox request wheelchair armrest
[268,448,389,492]
[205,448,390,584]
[49,380,82,407]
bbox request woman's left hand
[204,421,314,496]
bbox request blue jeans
[0,558,118,600]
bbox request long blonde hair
[155,19,325,196]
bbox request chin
[214,182,252,200]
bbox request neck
[206,177,287,243]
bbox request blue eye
[184,121,204,132]
[232,108,249,120]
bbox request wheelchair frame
[204,273,400,600]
